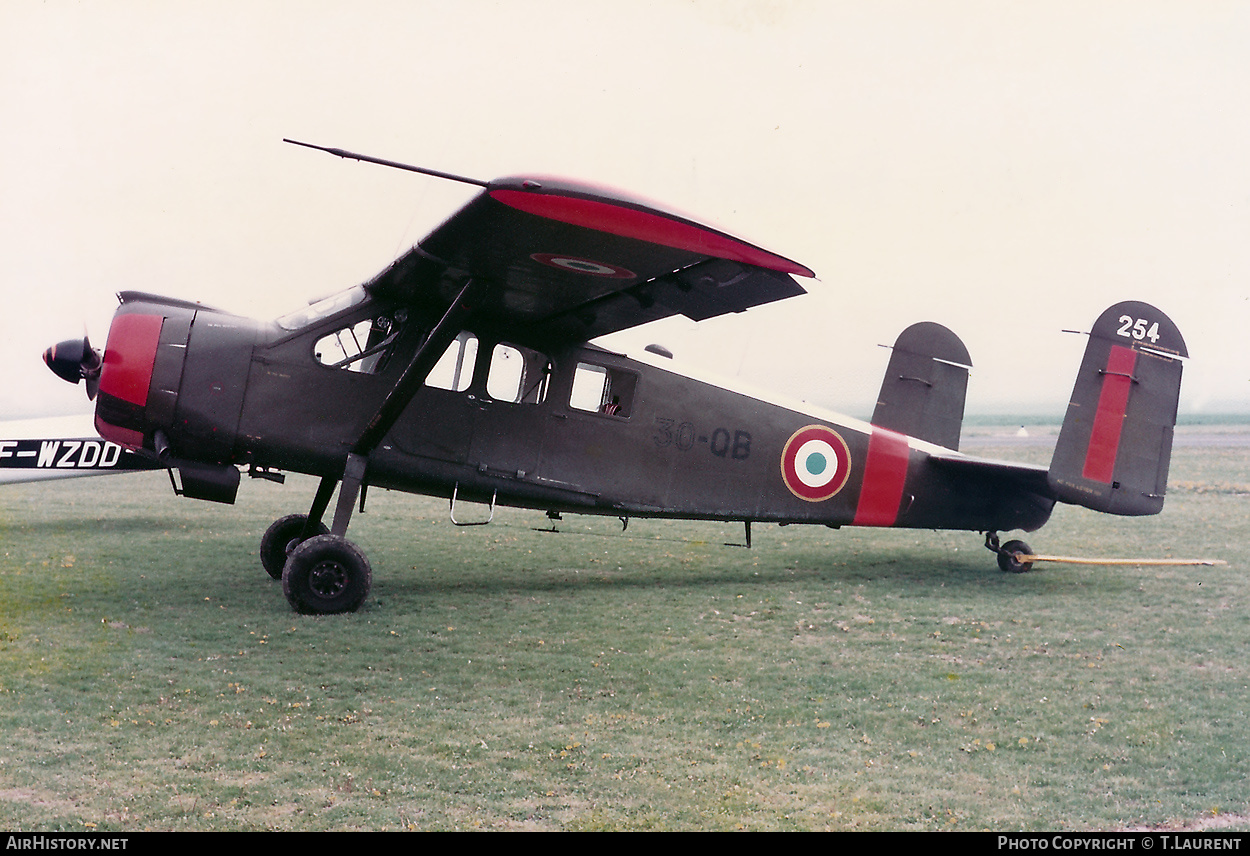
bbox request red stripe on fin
[1081,345,1137,484]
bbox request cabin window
[487,343,552,404]
[426,332,478,392]
[569,362,637,417]
[314,312,403,374]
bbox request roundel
[530,253,635,279]
[780,425,852,502]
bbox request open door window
[487,343,552,405]
[569,362,637,417]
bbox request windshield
[274,285,368,331]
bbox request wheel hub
[309,560,349,598]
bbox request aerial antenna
[283,138,490,188]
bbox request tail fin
[1048,301,1187,516]
[872,321,972,450]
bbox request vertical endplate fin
[1048,301,1187,516]
[871,321,972,450]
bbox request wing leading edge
[363,174,813,345]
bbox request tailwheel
[985,532,1035,574]
[260,514,328,580]
[997,539,1035,574]
[281,534,372,614]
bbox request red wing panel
[489,188,814,277]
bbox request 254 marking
[1116,315,1161,344]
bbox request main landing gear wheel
[281,534,372,615]
[996,539,1034,574]
[260,514,329,580]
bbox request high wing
[362,174,814,346]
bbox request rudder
[1048,301,1187,516]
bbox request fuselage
[92,288,1054,534]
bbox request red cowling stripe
[98,314,163,406]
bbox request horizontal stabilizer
[872,322,972,450]
[1048,301,1186,516]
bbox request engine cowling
[47,292,259,504]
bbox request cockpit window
[314,312,404,374]
[276,285,368,331]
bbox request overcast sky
[3,1,1247,424]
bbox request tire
[260,514,328,580]
[997,539,1034,574]
[282,534,372,615]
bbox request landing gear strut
[985,531,1034,574]
[266,464,372,615]
[261,278,488,615]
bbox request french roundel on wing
[780,425,852,502]
[530,253,636,279]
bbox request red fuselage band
[853,428,911,527]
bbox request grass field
[0,428,1246,830]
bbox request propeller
[43,335,103,400]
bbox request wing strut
[351,277,487,458]
[302,278,489,538]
